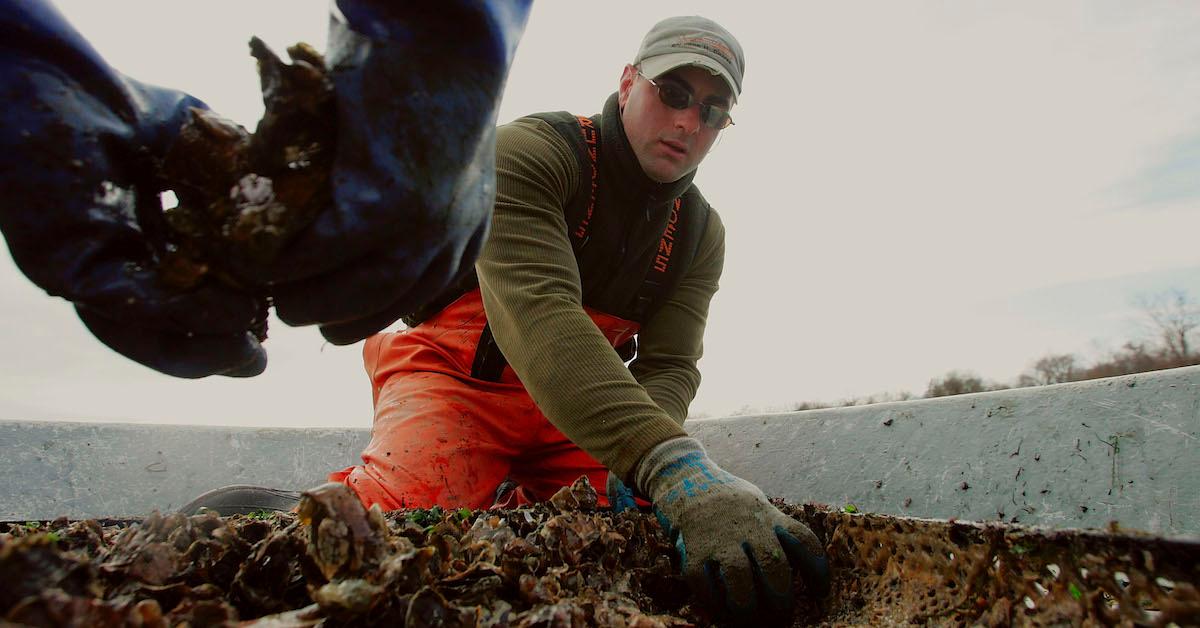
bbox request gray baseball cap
[634,16,745,102]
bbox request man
[0,0,529,376]
[330,15,831,619]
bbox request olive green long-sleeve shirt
[475,113,725,482]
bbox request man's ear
[618,64,638,109]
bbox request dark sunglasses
[639,71,734,130]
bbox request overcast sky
[2,1,1198,426]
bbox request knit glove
[635,437,830,621]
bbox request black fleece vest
[404,94,710,380]
[528,107,710,323]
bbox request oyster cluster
[156,38,335,297]
[0,478,700,627]
[5,479,1198,626]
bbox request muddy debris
[1,478,695,627]
[3,478,1198,627]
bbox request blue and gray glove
[634,437,831,622]
[0,0,531,375]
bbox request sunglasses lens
[644,73,733,130]
[657,82,693,110]
[699,105,733,130]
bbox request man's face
[618,64,733,183]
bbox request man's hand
[0,0,532,375]
[0,0,267,378]
[634,437,831,622]
[256,0,531,344]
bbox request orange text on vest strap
[574,116,599,239]
[653,198,683,273]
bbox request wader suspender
[401,115,599,331]
[471,115,602,381]
[466,114,707,382]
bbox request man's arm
[484,119,832,619]
[629,210,725,426]
[476,118,687,482]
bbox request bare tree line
[931,288,1200,397]
[720,288,1199,416]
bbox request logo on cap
[675,35,735,65]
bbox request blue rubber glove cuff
[606,472,639,514]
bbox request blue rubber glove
[605,471,639,513]
[635,437,831,623]
[1,0,531,374]
[0,0,267,378]
[254,0,532,344]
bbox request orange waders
[329,289,639,511]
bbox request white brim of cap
[639,52,739,103]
